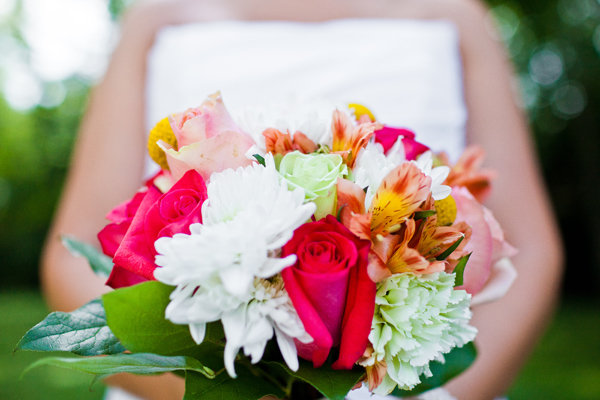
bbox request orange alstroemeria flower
[337,163,435,281]
[444,146,496,202]
[263,128,318,155]
[331,110,382,168]
[369,163,431,237]
[359,346,388,392]
[386,219,433,275]
[415,215,465,260]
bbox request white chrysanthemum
[414,151,451,200]
[234,97,351,149]
[222,277,312,377]
[353,142,406,209]
[361,272,477,395]
[154,158,316,345]
[203,155,316,246]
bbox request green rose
[279,151,347,219]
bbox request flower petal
[452,187,494,294]
[471,257,518,306]
[162,130,255,182]
[370,163,432,236]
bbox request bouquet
[17,93,517,399]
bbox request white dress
[108,19,467,400]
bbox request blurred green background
[1,0,599,399]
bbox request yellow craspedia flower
[148,117,178,170]
[435,195,457,226]
[348,103,376,122]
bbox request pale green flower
[361,272,477,395]
[279,151,347,219]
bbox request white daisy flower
[222,277,312,377]
[154,220,278,343]
[202,155,315,248]
[414,151,451,200]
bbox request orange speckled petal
[369,163,431,236]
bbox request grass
[1,289,599,399]
[508,299,600,399]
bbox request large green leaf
[16,299,125,356]
[264,359,364,400]
[102,281,224,359]
[393,341,477,397]
[103,280,225,376]
[61,236,113,277]
[25,353,214,379]
[184,365,285,400]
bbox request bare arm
[443,1,564,398]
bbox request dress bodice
[145,19,466,174]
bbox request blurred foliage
[108,0,134,20]
[0,0,598,296]
[0,80,88,286]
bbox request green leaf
[392,342,477,397]
[25,353,214,379]
[103,281,207,356]
[453,253,471,287]
[436,235,465,261]
[264,359,364,400]
[253,154,266,166]
[413,210,436,220]
[61,236,113,277]
[184,365,285,400]
[16,299,125,356]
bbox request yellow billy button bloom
[148,117,178,170]
[434,195,457,226]
[348,103,376,122]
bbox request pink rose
[281,215,375,369]
[374,126,429,160]
[104,169,208,288]
[98,172,165,258]
[98,190,146,258]
[159,93,256,181]
[452,187,516,294]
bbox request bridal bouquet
[18,93,517,399]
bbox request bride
[40,0,563,399]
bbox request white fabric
[104,387,144,400]
[113,18,469,400]
[346,385,457,400]
[144,18,467,178]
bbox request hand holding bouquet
[17,93,516,399]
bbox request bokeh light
[0,0,16,19]
[551,81,587,118]
[21,0,115,82]
[3,65,43,110]
[529,46,564,87]
[557,0,597,26]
